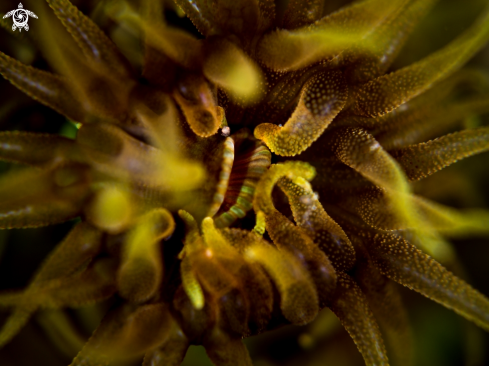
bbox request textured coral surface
[0,0,488,365]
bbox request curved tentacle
[254,69,347,156]
[173,73,223,137]
[278,177,356,272]
[331,127,420,234]
[243,235,319,325]
[207,137,235,218]
[117,209,175,303]
[254,162,337,306]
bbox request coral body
[0,0,488,365]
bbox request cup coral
[0,0,488,365]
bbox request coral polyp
[0,0,489,365]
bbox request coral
[0,0,488,365]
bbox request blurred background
[0,0,488,365]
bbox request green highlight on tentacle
[410,195,489,238]
[77,123,205,192]
[330,127,473,261]
[254,161,316,215]
[111,2,204,71]
[346,0,439,84]
[257,0,408,71]
[354,3,489,117]
[180,256,205,310]
[177,210,206,311]
[332,127,415,231]
[203,38,264,103]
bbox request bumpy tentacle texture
[354,263,413,366]
[278,177,356,272]
[254,70,348,156]
[329,273,389,366]
[0,0,489,365]
[282,0,324,30]
[354,4,489,116]
[367,232,489,331]
[45,0,134,78]
[391,127,489,181]
[0,52,87,122]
